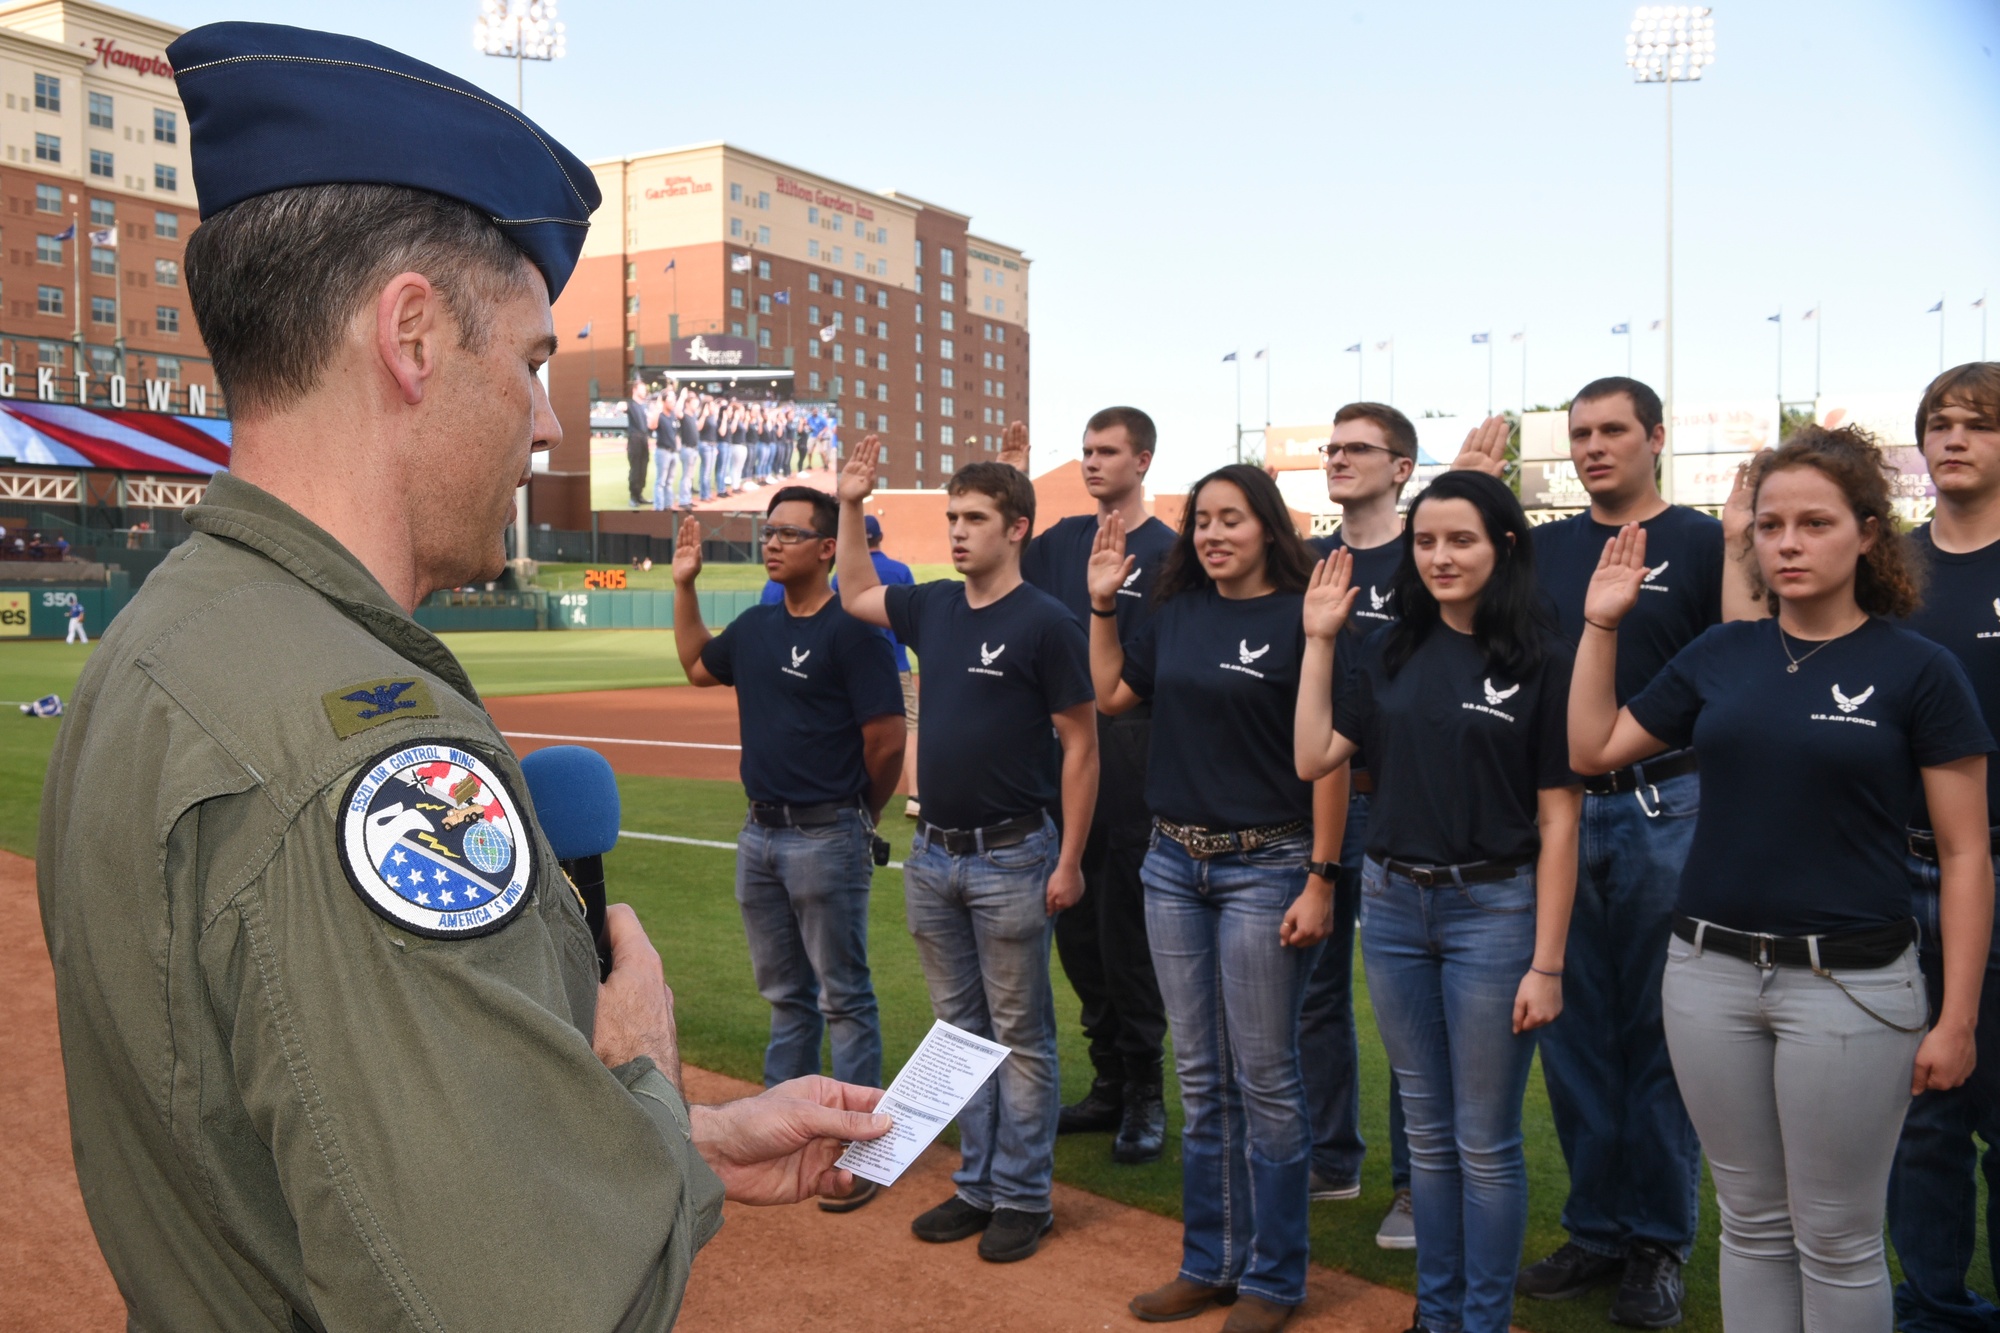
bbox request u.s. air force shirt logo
[338,743,535,938]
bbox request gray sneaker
[1375,1188,1415,1250]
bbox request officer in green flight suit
[36,22,888,1333]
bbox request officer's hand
[593,904,682,1086]
[690,1075,892,1205]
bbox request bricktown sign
[0,363,213,415]
[85,37,175,79]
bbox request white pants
[65,619,87,644]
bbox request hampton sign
[0,366,212,415]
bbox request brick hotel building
[0,0,211,416]
[541,142,1030,532]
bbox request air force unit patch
[339,742,535,938]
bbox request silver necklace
[1778,628,1836,674]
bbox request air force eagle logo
[339,743,535,938]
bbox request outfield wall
[413,588,763,634]
[0,586,137,639]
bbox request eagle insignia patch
[338,742,534,938]
[323,678,439,739]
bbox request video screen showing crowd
[694,366,2000,1333]
[624,382,840,511]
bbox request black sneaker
[977,1207,1053,1262]
[1609,1242,1685,1328]
[911,1195,991,1243]
[1516,1241,1623,1299]
[1058,1076,1124,1134]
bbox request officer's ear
[376,270,445,406]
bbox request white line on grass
[618,827,904,870]
[504,730,740,751]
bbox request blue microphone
[520,745,621,980]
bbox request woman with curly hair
[1568,424,1995,1332]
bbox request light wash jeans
[1361,856,1540,1333]
[1664,934,1926,1333]
[735,808,881,1089]
[903,816,1060,1213]
[1539,766,1703,1259]
[697,443,718,501]
[1143,829,1321,1307]
[652,447,679,511]
[675,445,699,506]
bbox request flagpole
[1520,332,1528,415]
[1263,348,1271,436]
[1356,344,1363,403]
[1233,351,1242,464]
[1939,296,1947,372]
[1388,338,1395,407]
[1486,337,1494,417]
[69,198,82,399]
[1814,302,1822,399]
[1775,305,1783,402]
[1626,323,1633,377]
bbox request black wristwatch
[1307,860,1340,881]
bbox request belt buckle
[1188,830,1227,859]
[1406,864,1437,887]
[1753,933,1775,970]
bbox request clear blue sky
[158,1,2000,488]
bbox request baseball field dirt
[4,848,1421,1333]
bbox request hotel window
[833,344,844,364]
[757,225,770,245]
[996,353,1005,371]
[758,294,771,315]
[831,247,843,265]
[730,217,743,238]
[983,296,991,312]
[831,216,843,234]
[809,372,822,391]
[154,164,177,191]
[35,133,60,164]
[914,333,924,354]
[90,245,115,276]
[995,408,1005,425]
[876,352,888,371]
[808,207,819,225]
[88,92,112,128]
[940,339,955,360]
[808,273,821,293]
[876,289,888,310]
[915,451,924,471]
[89,149,113,178]
[35,184,60,213]
[876,383,887,402]
[757,259,770,280]
[914,239,924,268]
[808,304,820,324]
[915,392,924,412]
[37,340,64,367]
[983,352,992,369]
[625,296,638,314]
[854,283,866,304]
[914,363,924,384]
[156,305,179,334]
[940,426,955,446]
[940,248,955,277]
[33,73,58,111]
[729,182,742,202]
[854,379,866,399]
[939,310,954,332]
[89,346,114,375]
[983,407,992,424]
[940,396,955,416]
[36,234,62,264]
[91,295,115,325]
[730,288,743,309]
[730,320,744,336]
[940,368,954,389]
[940,281,954,302]
[832,376,843,396]
[833,279,845,298]
[996,300,1005,316]
[807,239,819,259]
[853,253,864,272]
[156,357,181,381]
[624,261,635,280]
[833,311,845,330]
[914,422,924,442]
[89,198,114,226]
[37,285,62,315]
[878,442,890,461]
[758,328,771,348]
[941,453,954,472]
[153,108,176,143]
[808,339,820,358]
[757,191,769,210]
[914,272,923,294]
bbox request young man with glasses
[1001,410,1176,1165]
[670,486,907,1213]
[837,440,1099,1264]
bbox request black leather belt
[1672,913,1914,971]
[1381,856,1533,887]
[915,811,1045,855]
[1906,826,2000,863]
[1583,749,1699,797]
[749,798,863,829]
[1155,817,1308,859]
[1350,768,1375,796]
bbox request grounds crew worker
[36,23,889,1333]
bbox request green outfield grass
[537,561,962,593]
[4,636,1989,1329]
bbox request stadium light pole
[1628,4,1715,503]
[475,0,565,567]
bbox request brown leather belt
[1350,769,1374,796]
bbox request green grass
[536,561,963,593]
[440,630,689,696]
[0,640,96,856]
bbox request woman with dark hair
[1294,470,1581,1333]
[1088,464,1340,1333]
[1570,425,1993,1333]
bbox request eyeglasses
[1318,443,1404,462]
[761,524,830,546]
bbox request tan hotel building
[0,0,212,414]
[541,142,1029,532]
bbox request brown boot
[1221,1295,1297,1333]
[1129,1277,1238,1323]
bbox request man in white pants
[65,600,87,644]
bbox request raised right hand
[1583,523,1649,629]
[997,420,1030,472]
[1302,549,1358,641]
[671,515,703,588]
[838,438,879,504]
[1085,510,1133,608]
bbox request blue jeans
[676,446,700,505]
[903,817,1060,1213]
[652,447,678,510]
[1890,853,2000,1333]
[735,809,882,1089]
[1300,790,1412,1188]
[1144,830,1321,1307]
[1362,856,1541,1333]
[1538,768,1703,1259]
[697,443,718,500]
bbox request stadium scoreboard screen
[582,568,629,590]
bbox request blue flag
[664,258,677,273]
[1470,332,1490,345]
[1344,344,1362,354]
[1221,351,1237,363]
[53,224,75,241]
[1611,322,1630,335]
[1927,299,1944,313]
[774,290,790,305]
[1767,312,1782,322]
[576,321,592,338]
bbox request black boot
[1113,1080,1166,1163]
[1057,1076,1124,1135]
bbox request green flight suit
[38,473,724,1332]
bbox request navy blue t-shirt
[1023,513,1178,643]
[1335,626,1577,866]
[1122,587,1313,829]
[1627,617,1992,934]
[1311,530,1406,642]
[1905,526,2000,827]
[762,550,916,671]
[884,580,1094,829]
[1532,505,1723,705]
[700,597,905,806]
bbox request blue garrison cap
[166,22,599,300]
